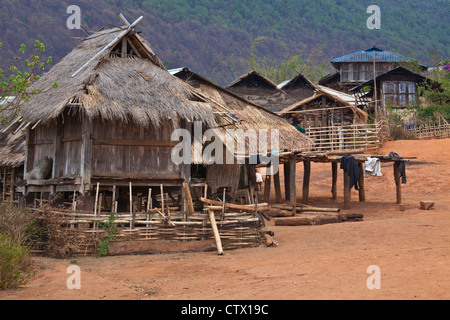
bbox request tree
[0,40,55,125]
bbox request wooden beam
[264,166,271,202]
[289,155,297,211]
[302,160,311,203]
[199,197,269,211]
[93,139,178,147]
[331,162,338,201]
[274,170,282,203]
[284,162,290,201]
[394,161,402,204]
[182,182,195,214]
[358,162,366,202]
[343,172,351,209]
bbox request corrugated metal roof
[331,47,415,64]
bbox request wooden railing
[305,123,381,152]
[404,123,450,140]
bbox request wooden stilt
[112,185,116,213]
[343,172,351,209]
[94,182,100,214]
[302,160,311,203]
[284,162,290,201]
[129,182,133,229]
[358,163,366,202]
[331,162,338,201]
[394,161,402,204]
[274,170,282,203]
[289,155,297,212]
[264,166,271,202]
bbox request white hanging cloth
[364,157,383,177]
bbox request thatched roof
[21,26,216,129]
[170,67,314,153]
[227,70,279,90]
[0,120,25,168]
[278,88,369,123]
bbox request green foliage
[0,233,34,290]
[96,213,117,258]
[0,40,54,124]
[0,0,448,86]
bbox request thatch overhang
[20,26,217,129]
[170,67,315,154]
[0,120,26,168]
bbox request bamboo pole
[208,208,224,255]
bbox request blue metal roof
[331,47,415,64]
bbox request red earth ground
[0,139,449,300]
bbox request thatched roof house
[278,88,368,128]
[226,70,317,114]
[13,18,313,207]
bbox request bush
[0,233,34,289]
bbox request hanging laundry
[340,155,359,190]
[389,152,407,184]
[364,157,383,177]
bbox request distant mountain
[0,0,448,86]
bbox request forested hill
[0,0,448,85]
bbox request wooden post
[289,155,297,211]
[394,162,402,204]
[2,167,6,201]
[331,162,338,201]
[208,208,224,255]
[302,160,311,203]
[343,172,351,209]
[182,182,194,214]
[264,166,271,202]
[112,184,116,213]
[284,162,291,201]
[129,182,133,228]
[10,167,15,201]
[147,188,152,211]
[222,188,226,214]
[358,162,366,202]
[160,184,165,214]
[94,182,100,214]
[274,170,282,204]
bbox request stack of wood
[265,203,363,226]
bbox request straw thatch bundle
[21,27,217,129]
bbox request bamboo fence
[305,123,381,152]
[405,123,450,140]
[32,208,266,256]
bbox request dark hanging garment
[340,155,359,190]
[389,152,407,184]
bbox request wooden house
[226,70,317,114]
[278,88,368,128]
[322,47,427,92]
[351,66,439,110]
[12,19,312,212]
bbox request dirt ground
[1,139,449,301]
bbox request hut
[169,67,314,200]
[226,70,287,113]
[278,88,368,128]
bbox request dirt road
[1,139,449,300]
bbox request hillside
[0,0,448,85]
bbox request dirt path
[1,139,449,300]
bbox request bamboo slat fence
[305,123,381,152]
[404,123,450,140]
[31,208,266,256]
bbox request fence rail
[305,123,381,152]
[404,124,450,140]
